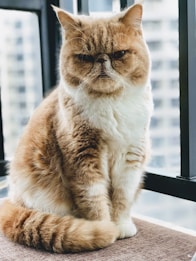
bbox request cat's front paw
[116,220,137,239]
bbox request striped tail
[0,200,118,253]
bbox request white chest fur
[63,81,153,179]
[79,86,152,147]
[77,85,153,184]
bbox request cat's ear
[52,5,79,31]
[120,4,143,29]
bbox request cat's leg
[66,148,111,222]
[111,145,146,238]
[70,177,111,221]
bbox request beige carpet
[0,218,195,261]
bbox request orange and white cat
[0,4,153,253]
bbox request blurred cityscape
[0,0,195,231]
[143,0,180,175]
[0,10,42,159]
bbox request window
[143,20,162,30]
[0,10,42,159]
[142,0,196,190]
[0,0,59,164]
[18,86,25,93]
[153,99,163,108]
[151,60,163,70]
[169,19,178,30]
[151,80,161,90]
[148,41,162,51]
[142,0,180,175]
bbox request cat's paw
[116,220,137,239]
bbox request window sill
[133,213,196,237]
[0,212,195,260]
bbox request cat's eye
[111,50,127,60]
[77,54,94,63]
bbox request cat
[0,3,153,253]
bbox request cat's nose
[97,58,106,64]
[96,54,108,64]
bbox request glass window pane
[89,0,112,12]
[133,190,196,231]
[143,0,180,176]
[133,0,193,234]
[0,10,43,160]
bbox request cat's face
[54,4,150,97]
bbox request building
[143,0,180,175]
[0,10,42,159]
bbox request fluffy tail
[0,200,118,253]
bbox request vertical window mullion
[0,102,4,160]
[77,0,89,14]
[120,0,135,10]
[0,0,59,175]
[179,0,196,180]
[39,0,60,95]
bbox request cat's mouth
[97,71,110,79]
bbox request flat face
[58,8,150,96]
